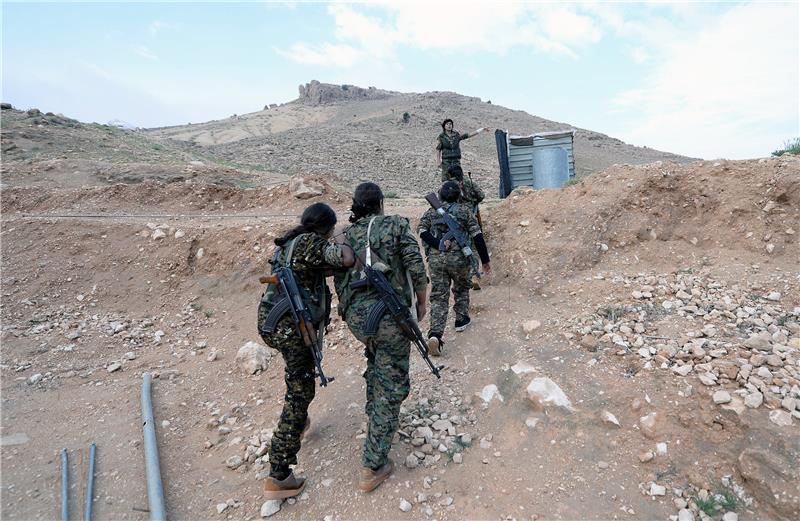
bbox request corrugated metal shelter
[495,129,575,198]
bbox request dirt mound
[1,175,349,215]
[486,156,800,283]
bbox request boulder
[526,377,573,411]
[737,448,800,520]
[236,341,271,375]
[289,176,325,199]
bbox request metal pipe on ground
[84,443,96,521]
[61,449,69,521]
[141,373,166,521]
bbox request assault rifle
[424,192,481,278]
[350,263,443,379]
[259,267,333,387]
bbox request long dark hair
[447,164,464,181]
[275,202,337,247]
[441,118,453,131]
[439,181,460,203]
[349,182,384,223]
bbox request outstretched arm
[460,127,489,140]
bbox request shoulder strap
[365,216,378,267]
[282,237,299,267]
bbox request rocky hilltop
[297,80,397,105]
[146,81,692,196]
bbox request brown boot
[471,275,481,290]
[264,472,306,500]
[427,336,442,357]
[358,460,394,493]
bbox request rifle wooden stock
[260,275,278,284]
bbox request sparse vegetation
[385,191,399,198]
[565,177,579,186]
[692,482,741,517]
[598,305,626,322]
[694,496,717,516]
[402,112,411,123]
[771,137,800,156]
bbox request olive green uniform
[257,233,344,476]
[417,203,481,338]
[436,131,473,181]
[334,215,428,469]
[460,177,485,216]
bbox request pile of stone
[207,401,274,475]
[395,378,478,469]
[567,271,799,426]
[649,475,751,521]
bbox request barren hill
[147,80,692,196]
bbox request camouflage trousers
[441,158,461,182]
[258,312,316,476]
[345,298,411,470]
[427,252,470,338]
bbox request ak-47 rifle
[350,261,443,379]
[424,192,481,280]
[466,171,484,229]
[259,267,333,387]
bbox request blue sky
[2,1,798,159]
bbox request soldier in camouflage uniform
[333,182,429,492]
[447,164,485,217]
[434,118,491,181]
[258,202,354,499]
[417,181,491,356]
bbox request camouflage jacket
[417,202,481,259]
[436,131,464,160]
[260,232,345,324]
[460,178,485,209]
[334,214,428,316]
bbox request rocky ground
[146,81,692,197]
[1,96,798,521]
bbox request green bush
[402,112,411,124]
[772,137,800,156]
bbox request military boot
[358,460,394,493]
[471,275,481,290]
[264,472,306,499]
[427,335,444,357]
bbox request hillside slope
[148,81,693,195]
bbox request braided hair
[275,202,337,247]
[349,182,384,223]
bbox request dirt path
[2,161,799,521]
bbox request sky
[2,1,798,159]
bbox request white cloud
[149,20,171,35]
[630,47,649,64]
[276,3,606,67]
[612,2,798,159]
[133,45,159,61]
[274,42,362,68]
